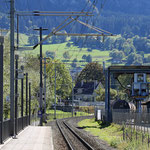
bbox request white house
[74,80,103,103]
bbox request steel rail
[56,119,95,150]
[63,121,95,150]
[56,120,74,150]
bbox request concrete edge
[50,127,54,150]
[0,126,29,149]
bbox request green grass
[18,33,29,45]
[18,33,112,67]
[20,42,110,60]
[19,42,111,69]
[46,109,90,122]
[78,118,150,150]
[78,118,122,148]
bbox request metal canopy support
[54,66,56,119]
[108,66,150,74]
[43,58,47,113]
[108,69,111,122]
[29,82,31,125]
[21,75,24,129]
[105,65,150,123]
[26,73,28,116]
[10,0,15,137]
[72,80,74,117]
[0,36,4,144]
[15,55,19,136]
[105,68,111,123]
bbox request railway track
[56,119,95,150]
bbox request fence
[112,109,150,126]
[46,106,94,122]
[111,109,150,148]
[0,113,40,144]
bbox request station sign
[38,110,42,118]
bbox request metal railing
[3,120,11,142]
[0,115,37,144]
[112,109,150,126]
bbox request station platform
[0,126,54,150]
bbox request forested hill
[1,0,150,36]
[1,0,150,15]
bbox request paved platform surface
[0,126,54,150]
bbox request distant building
[74,80,103,103]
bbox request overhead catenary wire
[32,0,95,49]
[69,0,100,64]
[52,0,95,62]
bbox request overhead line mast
[15,11,93,49]
[10,0,15,137]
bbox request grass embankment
[78,118,149,150]
[46,109,90,122]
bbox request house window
[78,89,82,94]
[92,97,95,102]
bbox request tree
[109,49,124,61]
[87,48,92,52]
[46,59,72,104]
[147,55,150,63]
[114,37,126,50]
[28,35,38,45]
[122,41,136,56]
[66,42,71,47]
[45,51,55,59]
[51,30,67,44]
[76,62,104,83]
[95,87,117,101]
[73,58,78,63]
[86,55,92,63]
[71,62,77,68]
[132,54,143,65]
[63,51,70,59]
[126,53,143,65]
[82,55,87,60]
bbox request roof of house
[74,81,99,95]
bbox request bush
[78,106,94,113]
[110,140,118,148]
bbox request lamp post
[15,55,19,136]
[25,73,28,125]
[54,65,56,119]
[72,81,74,117]
[29,82,31,125]
[19,66,24,129]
